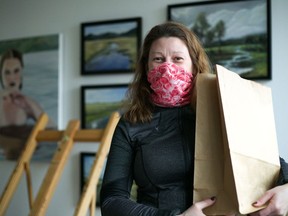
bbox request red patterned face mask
[147,62,194,107]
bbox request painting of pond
[81,17,141,74]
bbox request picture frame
[168,0,271,80]
[80,152,137,207]
[80,17,142,75]
[80,152,104,206]
[0,34,60,161]
[80,84,128,129]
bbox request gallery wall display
[168,0,271,80]
[80,17,142,75]
[80,84,128,129]
[0,34,60,161]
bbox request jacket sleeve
[276,157,288,185]
[100,119,181,216]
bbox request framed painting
[80,152,103,206]
[80,17,142,75]
[80,152,137,206]
[80,84,128,129]
[0,34,60,161]
[168,0,271,80]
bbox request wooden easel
[0,111,120,216]
[74,111,120,216]
[0,113,49,216]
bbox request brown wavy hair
[123,21,212,123]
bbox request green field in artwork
[85,101,122,128]
[206,43,267,78]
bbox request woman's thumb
[195,197,216,210]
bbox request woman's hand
[10,91,33,114]
[249,184,288,216]
[10,91,43,120]
[177,197,216,216]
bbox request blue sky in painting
[171,1,266,40]
[85,22,137,36]
[85,86,127,104]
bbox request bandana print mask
[147,62,194,107]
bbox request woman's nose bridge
[8,72,15,79]
[164,57,173,63]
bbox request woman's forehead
[150,37,189,54]
[3,58,22,68]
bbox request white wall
[0,0,287,215]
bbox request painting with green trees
[168,0,271,80]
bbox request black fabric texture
[100,106,195,216]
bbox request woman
[0,49,54,159]
[100,21,288,216]
[0,49,44,126]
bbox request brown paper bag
[194,65,280,215]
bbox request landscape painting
[81,17,142,75]
[81,84,128,129]
[168,0,271,80]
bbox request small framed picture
[168,0,271,80]
[80,84,128,129]
[80,152,137,207]
[80,152,104,206]
[80,17,142,75]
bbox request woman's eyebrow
[150,51,163,55]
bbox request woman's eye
[4,70,11,75]
[174,57,184,61]
[153,57,163,62]
[14,68,20,74]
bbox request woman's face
[148,36,193,73]
[1,58,22,91]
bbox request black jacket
[100,106,288,216]
[101,106,195,216]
